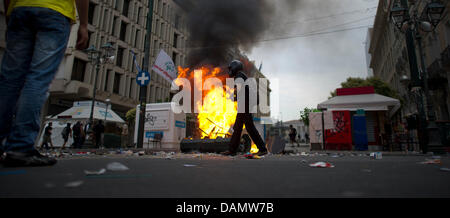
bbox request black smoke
[184,0,276,67]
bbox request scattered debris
[361,169,372,173]
[329,153,340,158]
[84,168,106,176]
[440,168,450,172]
[138,151,145,156]
[184,164,197,167]
[309,162,335,168]
[419,159,442,165]
[106,162,130,171]
[431,156,441,159]
[65,181,84,188]
[370,152,383,160]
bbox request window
[120,21,127,42]
[172,52,177,66]
[122,0,130,17]
[113,73,121,94]
[135,29,140,47]
[105,70,111,91]
[112,16,118,36]
[88,2,96,25]
[114,0,119,10]
[129,79,134,98]
[116,47,125,67]
[71,58,86,82]
[138,7,142,25]
[175,14,181,29]
[173,33,178,48]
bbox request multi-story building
[0,0,190,119]
[368,0,450,147]
[365,28,374,77]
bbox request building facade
[0,0,190,119]
[368,0,450,148]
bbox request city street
[1,152,449,198]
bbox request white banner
[152,49,177,83]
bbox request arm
[75,0,89,50]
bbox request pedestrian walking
[221,60,268,156]
[93,120,105,149]
[121,123,129,148]
[40,122,54,150]
[72,121,82,149]
[0,0,89,167]
[61,123,72,149]
[289,125,300,147]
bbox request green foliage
[126,108,136,124]
[330,77,401,101]
[300,108,319,126]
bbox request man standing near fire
[222,60,268,156]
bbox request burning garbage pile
[176,66,247,153]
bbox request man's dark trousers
[229,113,266,153]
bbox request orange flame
[177,66,237,139]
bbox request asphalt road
[1,154,449,198]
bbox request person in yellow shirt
[0,0,89,167]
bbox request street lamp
[425,0,446,27]
[85,42,116,136]
[390,0,445,154]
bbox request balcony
[441,45,450,71]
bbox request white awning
[49,101,125,123]
[318,94,401,117]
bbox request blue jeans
[0,7,71,153]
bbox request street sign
[136,71,151,86]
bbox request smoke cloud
[184,0,302,67]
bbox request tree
[330,77,401,101]
[126,108,136,124]
[300,108,320,126]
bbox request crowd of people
[39,120,109,150]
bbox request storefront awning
[317,94,401,117]
[49,101,125,123]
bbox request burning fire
[176,66,237,139]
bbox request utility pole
[137,0,154,148]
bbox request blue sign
[175,120,186,128]
[145,131,164,139]
[136,71,151,86]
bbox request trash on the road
[309,162,335,168]
[84,168,106,175]
[300,159,307,163]
[370,152,383,160]
[300,152,308,156]
[106,162,130,171]
[65,180,84,188]
[431,156,441,159]
[329,153,340,158]
[138,151,145,156]
[184,164,197,167]
[440,168,450,172]
[419,159,442,165]
[362,169,372,173]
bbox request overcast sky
[247,0,378,121]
